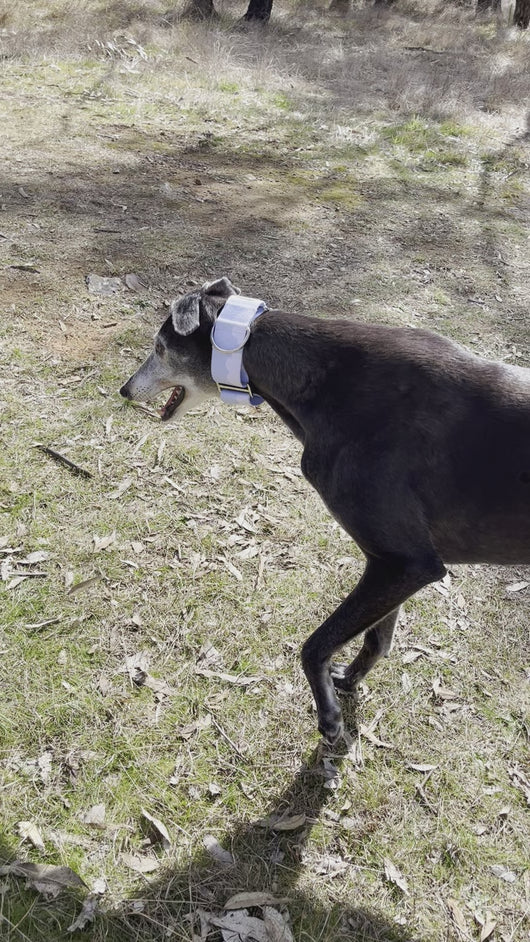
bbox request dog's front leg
[301,554,445,743]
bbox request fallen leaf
[263,906,295,942]
[321,758,341,790]
[257,813,306,832]
[383,858,409,895]
[38,751,53,784]
[196,643,223,668]
[86,273,123,295]
[505,581,529,593]
[17,821,45,852]
[196,669,262,687]
[6,576,28,590]
[402,650,424,664]
[220,556,243,581]
[92,877,107,895]
[143,673,172,700]
[97,674,113,696]
[432,677,460,701]
[176,714,212,740]
[359,726,394,749]
[202,835,235,866]
[141,808,171,850]
[0,861,86,898]
[479,913,497,942]
[312,853,349,877]
[447,898,468,938]
[109,477,133,500]
[490,864,517,883]
[508,767,530,805]
[121,852,160,874]
[235,510,258,534]
[124,273,147,291]
[209,464,223,480]
[125,652,150,680]
[224,891,285,910]
[25,617,62,631]
[82,804,106,829]
[23,551,51,564]
[93,532,116,552]
[205,909,268,941]
[67,896,99,932]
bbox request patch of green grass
[272,92,293,111]
[217,80,240,94]
[382,117,442,152]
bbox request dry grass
[0,1,529,940]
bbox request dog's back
[248,314,530,566]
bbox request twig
[128,401,161,420]
[35,445,93,479]
[403,46,451,55]
[209,713,250,762]
[24,617,62,632]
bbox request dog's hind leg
[330,607,400,695]
[301,554,445,743]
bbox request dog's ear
[170,294,200,337]
[169,277,240,336]
[202,276,241,298]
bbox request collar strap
[211,294,268,406]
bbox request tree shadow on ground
[3,113,528,358]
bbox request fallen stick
[35,445,93,479]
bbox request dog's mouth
[159,385,185,421]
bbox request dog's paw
[318,709,344,746]
[330,662,358,696]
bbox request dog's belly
[432,524,530,566]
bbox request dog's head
[120,277,240,421]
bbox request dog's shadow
[0,708,431,941]
[99,723,430,942]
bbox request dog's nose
[119,383,132,399]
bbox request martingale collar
[210,294,268,406]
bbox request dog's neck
[244,312,330,417]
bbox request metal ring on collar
[210,325,251,354]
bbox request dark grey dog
[120,277,530,743]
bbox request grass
[0,0,529,940]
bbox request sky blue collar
[210,294,268,406]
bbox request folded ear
[202,276,241,298]
[170,294,200,336]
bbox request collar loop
[211,295,267,406]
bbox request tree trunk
[184,0,216,19]
[329,0,352,13]
[514,0,530,27]
[476,0,501,10]
[243,0,273,21]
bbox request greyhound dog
[120,277,530,743]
